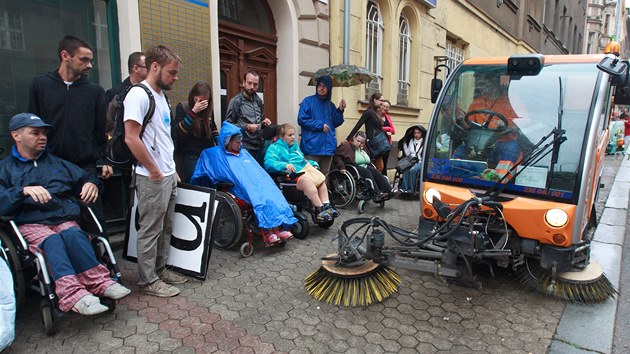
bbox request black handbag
[395,156,419,172]
[367,131,392,158]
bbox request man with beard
[226,71,271,164]
[123,45,188,297]
[27,35,112,232]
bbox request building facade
[585,0,629,56]
[0,0,593,228]
[329,0,587,142]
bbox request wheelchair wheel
[357,200,366,214]
[212,191,245,250]
[239,242,254,258]
[0,229,26,311]
[316,219,334,229]
[40,300,55,336]
[291,213,310,239]
[327,170,356,208]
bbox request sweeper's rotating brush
[518,260,617,304]
[305,255,400,307]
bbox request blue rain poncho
[190,122,297,229]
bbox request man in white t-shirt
[123,45,188,297]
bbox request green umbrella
[308,64,377,87]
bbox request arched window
[365,1,383,99]
[397,16,411,106]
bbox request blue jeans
[400,163,422,193]
[39,227,100,279]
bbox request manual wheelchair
[0,206,122,336]
[209,182,290,258]
[327,163,390,214]
[210,173,336,258]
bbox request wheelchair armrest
[214,181,234,190]
[8,219,28,251]
[272,172,304,184]
[80,205,104,235]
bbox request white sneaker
[141,280,180,297]
[161,269,188,285]
[72,294,109,315]
[103,283,131,300]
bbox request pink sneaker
[274,227,293,241]
[262,229,281,244]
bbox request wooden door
[219,20,277,123]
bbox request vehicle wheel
[40,300,55,336]
[0,229,26,311]
[239,242,254,258]
[327,170,356,208]
[291,214,310,239]
[212,191,245,250]
[358,200,366,214]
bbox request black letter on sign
[170,202,207,251]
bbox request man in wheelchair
[0,113,130,315]
[191,121,297,244]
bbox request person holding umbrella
[297,76,346,176]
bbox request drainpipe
[344,0,350,64]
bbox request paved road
[5,156,624,353]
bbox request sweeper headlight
[545,208,569,227]
[424,188,442,205]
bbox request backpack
[107,83,155,169]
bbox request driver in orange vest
[467,73,522,182]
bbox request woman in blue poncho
[190,122,297,244]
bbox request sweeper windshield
[426,62,601,203]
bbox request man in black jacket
[28,35,112,180]
[27,35,112,231]
[105,51,147,103]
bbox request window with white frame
[445,41,464,75]
[365,1,382,99]
[0,11,24,52]
[397,16,411,106]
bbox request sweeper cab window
[426,63,599,202]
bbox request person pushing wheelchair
[0,113,130,315]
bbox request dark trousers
[356,165,391,193]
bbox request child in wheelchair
[333,131,395,203]
[263,124,339,223]
[191,122,297,245]
[0,113,130,317]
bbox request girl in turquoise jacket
[264,124,338,222]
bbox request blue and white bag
[0,251,16,351]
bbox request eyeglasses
[136,64,147,69]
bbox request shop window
[0,0,113,158]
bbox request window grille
[445,41,464,75]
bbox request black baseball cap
[9,113,54,132]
